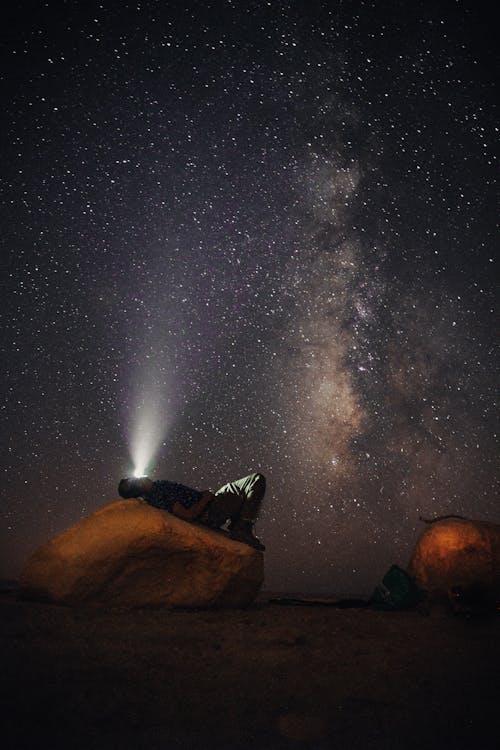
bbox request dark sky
[1,0,498,594]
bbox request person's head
[118,476,153,499]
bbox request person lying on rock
[118,472,266,551]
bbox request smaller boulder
[19,499,264,608]
[408,517,500,610]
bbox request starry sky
[1,0,498,594]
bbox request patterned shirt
[144,480,203,513]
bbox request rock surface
[19,499,264,608]
[408,517,500,607]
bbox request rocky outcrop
[19,499,264,608]
[408,517,500,608]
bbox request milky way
[1,1,497,593]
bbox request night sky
[1,0,498,594]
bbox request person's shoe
[229,521,265,551]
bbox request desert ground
[2,587,499,750]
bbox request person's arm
[171,491,215,521]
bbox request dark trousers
[200,473,266,528]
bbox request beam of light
[127,373,169,479]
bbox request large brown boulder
[19,499,264,608]
[408,517,500,608]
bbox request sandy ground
[1,590,499,750]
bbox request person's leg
[203,491,244,529]
[214,473,266,550]
[215,473,266,523]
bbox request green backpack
[371,565,422,611]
